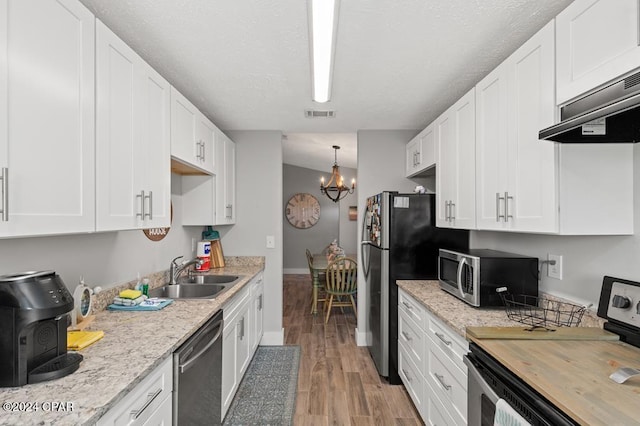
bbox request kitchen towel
[494,398,531,426]
[67,330,104,350]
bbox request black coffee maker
[0,271,83,387]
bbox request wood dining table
[310,253,356,315]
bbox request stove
[597,275,640,348]
[465,275,640,426]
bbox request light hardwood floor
[283,274,423,425]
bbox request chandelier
[320,145,355,202]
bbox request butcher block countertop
[469,338,640,426]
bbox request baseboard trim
[260,328,285,346]
[355,327,370,347]
[283,268,308,274]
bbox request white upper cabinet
[436,89,476,229]
[182,129,237,226]
[476,21,557,233]
[216,131,236,225]
[170,87,215,174]
[556,0,640,104]
[95,21,171,231]
[406,124,436,177]
[0,0,95,238]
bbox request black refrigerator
[361,192,469,384]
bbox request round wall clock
[286,193,320,229]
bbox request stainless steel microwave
[438,249,538,307]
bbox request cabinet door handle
[239,316,245,340]
[434,373,452,390]
[435,331,452,346]
[449,202,455,221]
[445,200,450,221]
[202,141,206,162]
[402,368,412,383]
[402,301,413,310]
[505,191,513,222]
[401,331,413,342]
[258,294,263,311]
[0,167,8,221]
[144,191,153,220]
[496,192,505,222]
[130,388,162,420]
[136,190,145,218]
[226,204,232,218]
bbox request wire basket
[497,289,589,331]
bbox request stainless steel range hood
[539,70,640,143]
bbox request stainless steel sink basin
[148,275,243,299]
[148,284,227,299]
[178,274,240,284]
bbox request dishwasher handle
[178,320,223,374]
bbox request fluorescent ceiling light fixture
[309,0,339,103]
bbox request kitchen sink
[149,283,228,299]
[148,275,243,299]
[177,274,241,284]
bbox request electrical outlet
[547,254,563,280]
[266,235,275,249]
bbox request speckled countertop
[0,257,264,426]
[396,280,604,337]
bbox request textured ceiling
[79,0,573,170]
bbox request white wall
[0,175,201,291]
[338,167,359,256]
[472,145,640,308]
[355,129,418,345]
[218,130,284,345]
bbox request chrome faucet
[169,256,204,285]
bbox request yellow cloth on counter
[119,289,142,299]
[67,330,104,350]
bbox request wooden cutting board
[466,326,619,340]
[473,339,640,425]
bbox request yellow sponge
[119,289,142,299]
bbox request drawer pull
[434,373,451,391]
[435,332,452,346]
[402,301,413,310]
[401,331,413,342]
[130,388,162,419]
[401,368,412,382]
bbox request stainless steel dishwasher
[173,309,223,425]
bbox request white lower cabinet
[97,356,173,426]
[398,287,468,425]
[221,275,264,421]
[249,273,264,353]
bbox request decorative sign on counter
[143,203,172,242]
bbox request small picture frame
[349,206,357,221]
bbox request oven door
[465,343,576,426]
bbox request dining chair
[324,257,357,324]
[306,249,326,313]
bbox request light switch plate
[266,235,275,249]
[547,254,563,280]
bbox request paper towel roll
[197,241,211,257]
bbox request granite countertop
[396,280,604,337]
[0,257,265,426]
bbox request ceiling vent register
[305,109,336,118]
